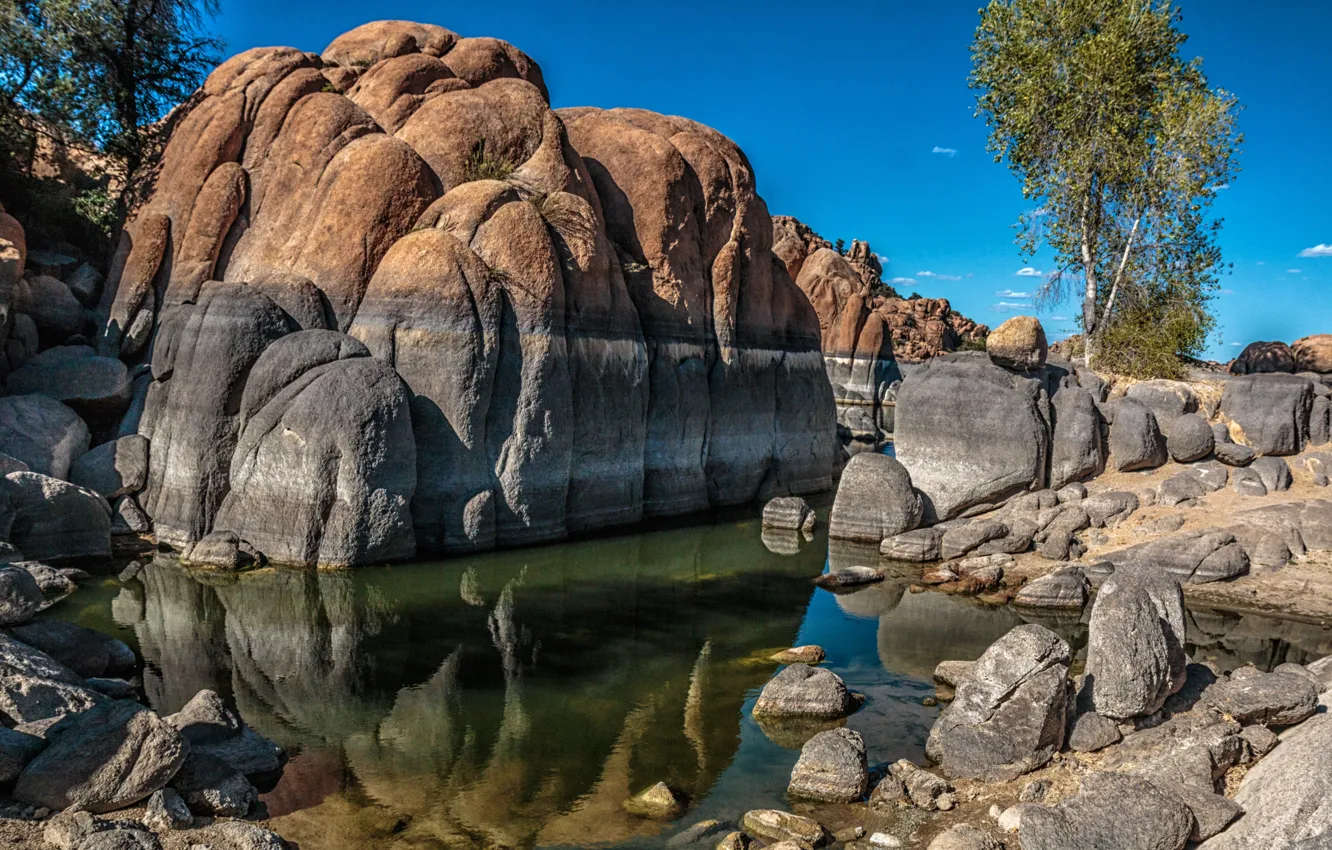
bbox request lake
[50,509,1332,849]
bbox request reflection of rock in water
[120,532,816,850]
[762,528,803,555]
[1186,607,1332,672]
[875,591,1027,681]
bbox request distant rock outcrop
[91,21,837,566]
[772,215,987,443]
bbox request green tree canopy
[970,0,1242,375]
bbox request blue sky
[209,0,1330,361]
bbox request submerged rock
[814,566,883,589]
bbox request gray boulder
[762,496,815,533]
[1232,467,1267,497]
[1066,711,1121,752]
[1082,491,1140,528]
[927,824,1003,850]
[753,663,857,720]
[166,689,241,745]
[1213,439,1255,466]
[70,435,149,499]
[143,787,192,831]
[880,527,943,562]
[828,453,923,542]
[170,751,256,816]
[65,262,104,305]
[1250,456,1292,492]
[77,829,162,850]
[1220,374,1314,456]
[787,727,869,802]
[5,471,112,561]
[895,354,1050,521]
[1126,380,1199,435]
[1201,670,1319,725]
[0,672,105,724]
[815,566,883,589]
[112,496,151,534]
[1110,398,1167,471]
[1197,703,1332,849]
[1230,340,1296,374]
[1082,569,1186,719]
[7,619,135,679]
[178,821,289,850]
[1049,384,1104,490]
[925,624,1070,780]
[1312,394,1331,446]
[0,394,90,479]
[14,275,83,343]
[14,699,188,812]
[1013,566,1090,610]
[941,519,1008,560]
[6,345,132,426]
[1019,771,1192,850]
[206,330,417,567]
[0,725,44,782]
[1166,413,1214,463]
[1096,530,1249,584]
[1307,452,1332,487]
[0,565,43,626]
[1157,471,1208,507]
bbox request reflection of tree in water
[113,524,821,849]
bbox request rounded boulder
[1167,413,1216,463]
[828,453,922,543]
[986,316,1048,371]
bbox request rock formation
[770,215,987,443]
[87,21,837,566]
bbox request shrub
[461,139,515,183]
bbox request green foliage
[970,0,1241,375]
[957,338,989,353]
[72,184,117,232]
[461,139,516,184]
[868,280,901,300]
[834,238,846,255]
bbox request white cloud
[1050,316,1070,321]
[1219,288,1235,295]
[991,301,1030,312]
[1230,342,1242,347]
[932,146,957,157]
[1288,269,1303,274]
[890,277,916,285]
[1257,261,1266,265]
[1213,183,1231,190]
[1015,267,1042,277]
[875,253,890,265]
[917,271,962,281]
[1299,244,1332,258]
[994,289,1032,298]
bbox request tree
[969,0,1241,374]
[0,0,221,216]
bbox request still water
[53,512,1332,850]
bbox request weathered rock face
[1293,334,1332,373]
[787,727,869,802]
[1049,384,1104,489]
[1220,374,1313,456]
[828,453,922,543]
[0,394,90,480]
[925,624,1070,781]
[95,22,838,565]
[4,471,112,562]
[1081,569,1187,720]
[895,354,1049,521]
[1109,398,1167,472]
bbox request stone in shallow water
[828,453,923,543]
[739,810,825,847]
[787,727,868,802]
[1013,565,1089,610]
[762,496,815,532]
[814,566,883,589]
[753,663,856,720]
[880,527,943,562]
[771,646,825,664]
[622,781,682,819]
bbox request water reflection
[62,517,1332,850]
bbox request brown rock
[986,316,1048,371]
[1293,334,1332,373]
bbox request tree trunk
[1080,204,1098,367]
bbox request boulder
[4,471,112,562]
[14,275,83,344]
[1082,569,1186,719]
[69,435,149,499]
[1166,413,1214,463]
[772,646,825,665]
[880,528,943,562]
[1125,380,1199,436]
[1157,471,1208,507]
[7,620,135,679]
[1212,439,1255,466]
[1067,711,1122,752]
[1229,340,1296,374]
[1293,334,1332,373]
[0,725,45,782]
[1109,398,1167,471]
[144,787,192,831]
[1232,467,1267,497]
[1012,566,1089,610]
[1311,394,1331,446]
[828,453,922,542]
[65,263,104,306]
[740,810,825,848]
[814,566,883,589]
[1096,530,1249,584]
[0,566,43,626]
[1250,456,1292,492]
[890,759,953,809]
[206,331,417,567]
[1081,491,1140,528]
[622,781,682,819]
[1049,385,1104,489]
[925,624,1070,780]
[1197,704,1332,849]
[0,394,90,479]
[763,496,815,533]
[1019,771,1192,850]
[926,825,1002,850]
[986,316,1047,371]
[166,689,242,745]
[78,829,163,850]
[940,519,1008,560]
[1220,374,1314,456]
[1201,670,1319,725]
[6,346,132,425]
[113,496,152,534]
[787,728,869,802]
[170,751,257,816]
[753,663,857,719]
[895,354,1050,521]
[14,699,188,812]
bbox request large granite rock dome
[97,21,837,565]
